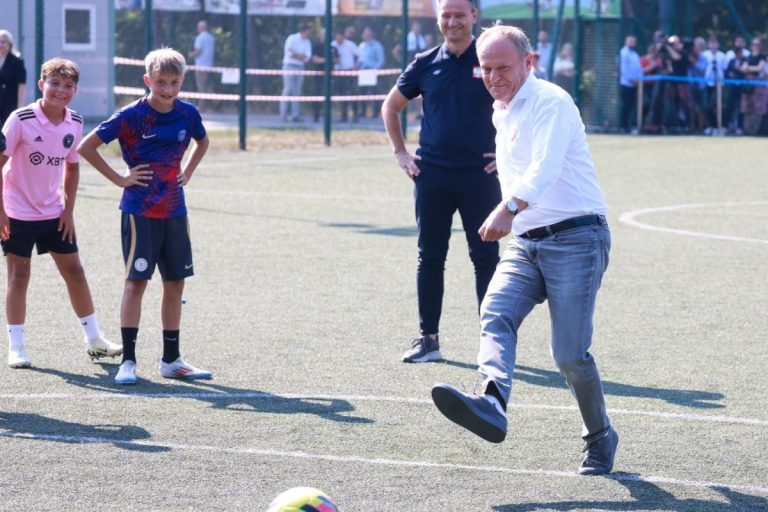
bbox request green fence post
[239,1,247,151]
[324,0,333,146]
[145,0,153,54]
[400,0,409,138]
[35,0,44,99]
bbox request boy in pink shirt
[0,58,121,368]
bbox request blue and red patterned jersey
[95,97,206,219]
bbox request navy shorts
[1,217,78,257]
[122,213,193,281]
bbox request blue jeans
[280,64,305,119]
[478,223,611,438]
[414,163,502,335]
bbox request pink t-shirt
[1,101,83,221]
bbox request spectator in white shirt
[189,20,215,110]
[407,21,428,62]
[280,24,313,122]
[536,29,553,79]
[431,23,618,477]
[701,36,727,132]
[331,30,360,122]
[619,34,643,132]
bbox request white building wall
[7,0,114,120]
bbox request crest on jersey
[177,130,187,142]
[63,134,75,149]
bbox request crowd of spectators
[620,30,768,136]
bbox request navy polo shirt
[397,39,495,169]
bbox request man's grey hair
[477,22,532,57]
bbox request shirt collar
[439,38,476,60]
[32,100,72,126]
[494,73,536,111]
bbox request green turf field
[1,134,766,511]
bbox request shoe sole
[402,350,443,363]
[9,361,32,369]
[431,384,506,443]
[160,372,213,380]
[87,349,123,361]
[115,378,137,385]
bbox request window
[63,4,96,51]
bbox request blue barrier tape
[643,74,768,87]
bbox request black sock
[484,381,507,412]
[121,327,138,363]
[162,330,181,363]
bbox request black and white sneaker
[402,335,442,363]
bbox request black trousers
[414,162,502,334]
[620,85,637,131]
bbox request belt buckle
[545,225,554,237]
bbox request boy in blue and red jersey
[78,48,211,385]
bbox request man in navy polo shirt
[382,0,501,363]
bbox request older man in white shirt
[431,23,618,477]
[280,24,313,122]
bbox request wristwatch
[504,198,519,216]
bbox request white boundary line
[1,431,767,496]
[1,391,766,427]
[619,201,768,244]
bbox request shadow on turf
[492,472,768,511]
[0,411,169,453]
[514,365,725,409]
[30,365,373,425]
[322,222,418,237]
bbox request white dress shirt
[701,49,727,86]
[492,74,607,235]
[283,33,312,67]
[619,45,643,86]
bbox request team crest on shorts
[177,130,187,141]
[63,133,75,149]
[134,258,148,272]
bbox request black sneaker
[402,335,442,363]
[579,426,619,475]
[431,383,507,443]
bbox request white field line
[1,391,766,427]
[619,201,768,244]
[1,431,767,496]
[183,189,411,203]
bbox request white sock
[8,324,25,348]
[485,394,506,416]
[79,313,101,340]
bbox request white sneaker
[115,360,137,385]
[8,344,32,368]
[86,336,123,361]
[159,357,213,380]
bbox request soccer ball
[266,487,339,512]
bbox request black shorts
[122,213,193,281]
[1,217,78,257]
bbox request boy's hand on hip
[121,164,153,188]
[177,172,190,187]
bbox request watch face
[506,200,518,214]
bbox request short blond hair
[40,58,80,84]
[477,23,532,57]
[144,48,186,78]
